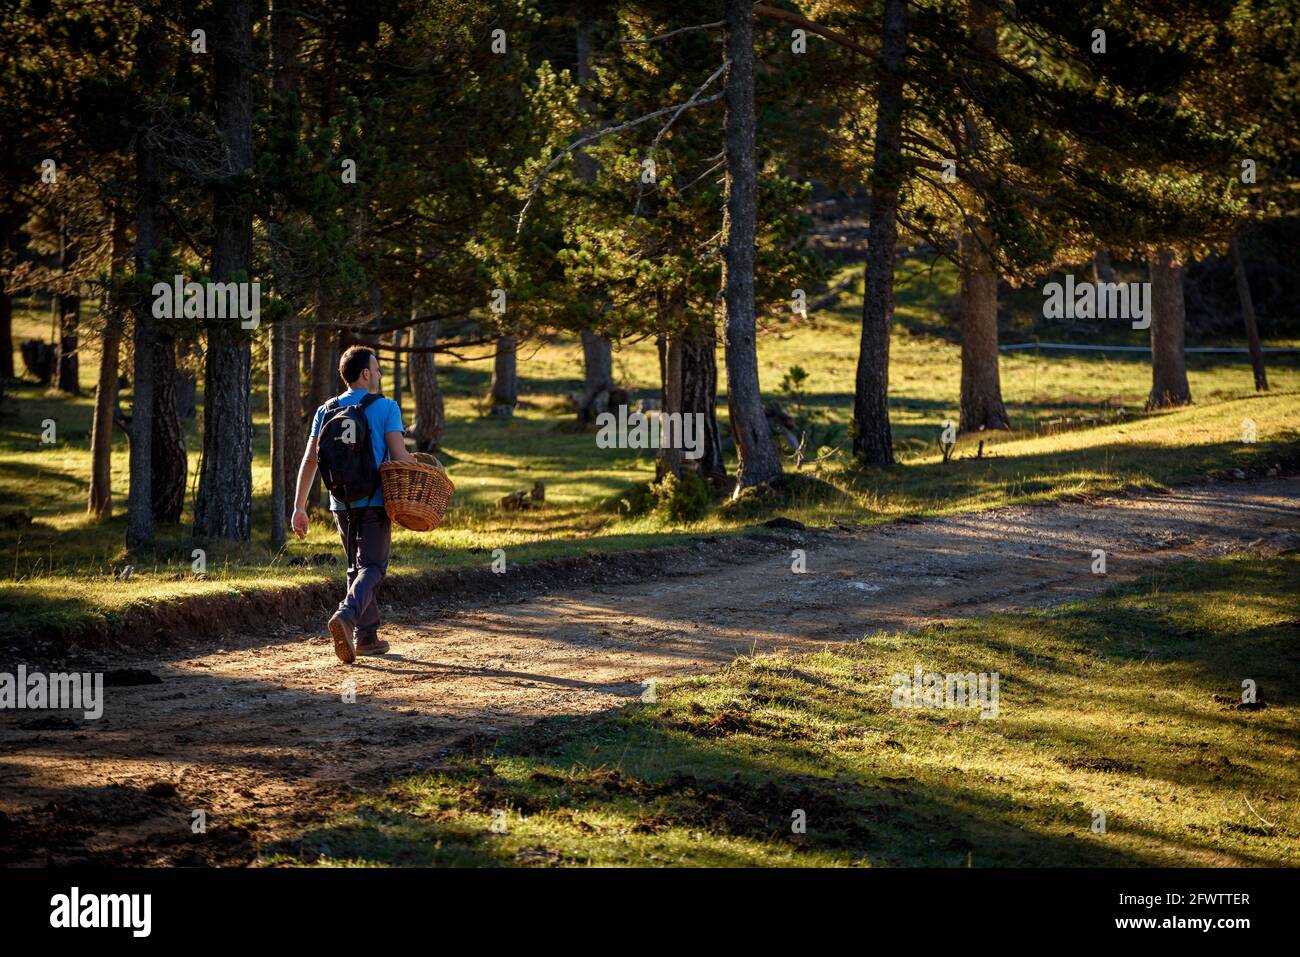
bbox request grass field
[261,554,1300,867]
[3,258,1298,636]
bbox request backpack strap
[357,392,389,463]
[315,398,340,455]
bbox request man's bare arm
[293,441,318,510]
[385,431,419,465]
[291,441,318,538]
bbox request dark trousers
[333,506,392,641]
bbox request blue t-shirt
[310,389,405,511]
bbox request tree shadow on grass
[834,436,1300,511]
[264,711,1169,868]
[0,456,92,497]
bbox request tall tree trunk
[573,19,615,424]
[656,288,686,480]
[55,219,80,395]
[56,294,80,394]
[173,338,197,418]
[371,284,402,415]
[681,320,726,485]
[957,0,1009,434]
[1146,248,1192,409]
[410,317,445,451]
[0,281,11,382]
[1229,235,1267,392]
[88,214,128,519]
[579,330,614,423]
[958,229,1010,431]
[722,0,781,492]
[151,334,187,523]
[300,326,312,388]
[88,328,121,521]
[126,15,167,551]
[1092,250,1114,285]
[194,0,255,541]
[305,309,335,509]
[268,1,302,542]
[308,312,335,409]
[489,334,518,417]
[270,311,288,543]
[390,329,403,412]
[281,315,304,517]
[852,0,907,466]
[370,285,384,351]
[0,218,12,380]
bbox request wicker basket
[380,452,455,531]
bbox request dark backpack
[316,393,383,504]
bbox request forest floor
[1,476,1296,866]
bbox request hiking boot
[355,636,390,656]
[328,613,356,664]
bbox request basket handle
[413,451,444,470]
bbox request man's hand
[291,507,309,540]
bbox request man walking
[292,345,418,663]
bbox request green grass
[3,260,1298,635]
[262,554,1300,867]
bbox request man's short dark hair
[339,345,377,386]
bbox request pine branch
[624,59,731,235]
[752,3,875,58]
[619,21,724,44]
[516,81,727,235]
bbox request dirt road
[2,478,1297,865]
